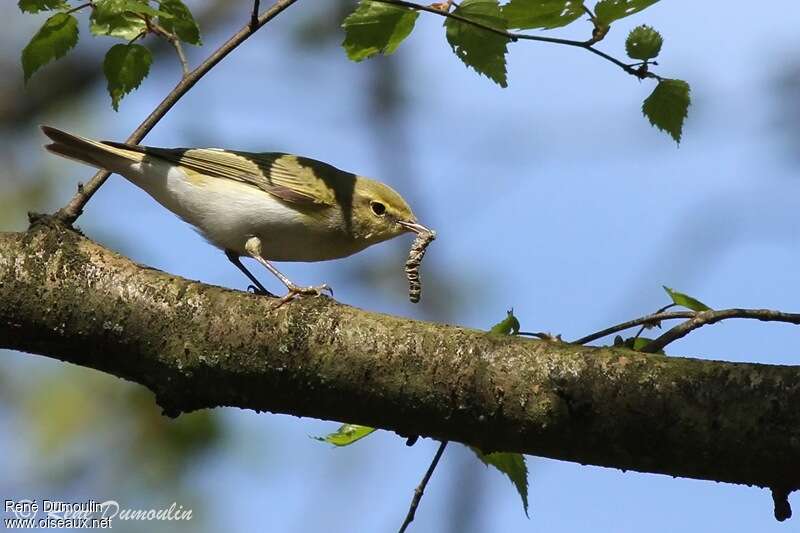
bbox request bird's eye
[370,201,386,216]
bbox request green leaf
[615,336,664,354]
[341,0,418,61]
[158,0,201,45]
[662,286,711,312]
[490,309,520,335]
[625,24,662,60]
[594,0,659,25]
[472,447,529,516]
[90,3,146,40]
[94,0,172,21]
[90,0,176,40]
[627,336,653,351]
[21,12,79,82]
[117,0,172,18]
[503,0,585,30]
[18,0,69,13]
[103,43,152,110]
[445,0,509,88]
[642,79,690,144]
[315,424,376,446]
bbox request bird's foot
[272,283,333,309]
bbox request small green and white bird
[41,126,431,301]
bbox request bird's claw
[314,283,334,297]
[287,283,333,297]
[271,283,333,309]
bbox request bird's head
[349,177,431,245]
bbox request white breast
[114,158,361,261]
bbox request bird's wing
[109,143,341,207]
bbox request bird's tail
[41,125,145,172]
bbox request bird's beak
[398,220,432,235]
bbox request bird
[41,126,431,302]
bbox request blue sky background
[2,1,800,531]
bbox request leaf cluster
[611,286,712,352]
[342,0,690,143]
[19,0,200,110]
[19,0,691,142]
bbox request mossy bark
[1,220,798,506]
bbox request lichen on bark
[0,221,798,514]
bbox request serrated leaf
[91,0,176,40]
[158,0,201,45]
[625,24,662,60]
[18,0,69,13]
[341,0,418,61]
[663,286,711,312]
[503,0,585,30]
[594,0,659,24]
[472,447,529,516]
[90,4,146,40]
[445,0,509,87]
[315,424,376,446]
[490,309,520,335]
[103,43,152,110]
[642,79,690,144]
[21,12,79,82]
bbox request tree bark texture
[1,219,798,513]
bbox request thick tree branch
[0,221,798,516]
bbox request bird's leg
[244,237,333,304]
[224,249,277,297]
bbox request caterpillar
[405,230,436,303]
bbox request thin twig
[127,29,146,45]
[571,310,692,345]
[580,4,608,45]
[372,0,660,80]
[148,21,190,77]
[573,307,800,348]
[641,308,800,354]
[54,0,301,225]
[378,0,512,39]
[170,38,190,77]
[65,2,92,15]
[517,331,558,340]
[251,0,260,30]
[572,305,684,345]
[398,440,448,533]
[631,303,676,341]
